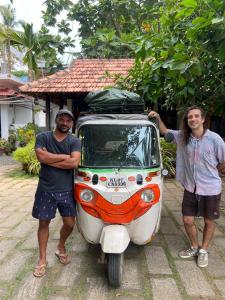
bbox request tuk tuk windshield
[78,124,160,168]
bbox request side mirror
[162,169,168,176]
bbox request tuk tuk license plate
[107,177,126,187]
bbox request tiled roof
[20,59,134,94]
[0,88,18,96]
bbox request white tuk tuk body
[74,114,163,249]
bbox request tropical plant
[119,0,225,116]
[37,25,74,73]
[42,0,159,58]
[160,139,176,177]
[41,0,225,116]
[13,139,40,175]
[0,4,17,74]
[16,123,40,146]
[6,22,41,79]
[12,69,28,77]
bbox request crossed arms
[36,147,81,169]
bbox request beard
[57,125,70,133]
[188,123,202,130]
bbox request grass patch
[158,232,190,300]
[1,254,37,300]
[7,169,38,180]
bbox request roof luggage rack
[83,88,145,114]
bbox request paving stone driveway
[0,164,225,300]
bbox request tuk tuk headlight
[80,189,94,202]
[141,189,154,203]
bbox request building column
[67,98,74,132]
[0,104,9,139]
[46,95,51,130]
[67,98,73,112]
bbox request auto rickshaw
[74,90,165,287]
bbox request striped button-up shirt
[170,129,225,196]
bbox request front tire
[107,253,124,287]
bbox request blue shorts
[32,190,76,220]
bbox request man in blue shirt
[33,109,81,277]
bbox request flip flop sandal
[55,250,71,265]
[33,263,47,277]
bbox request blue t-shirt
[35,131,81,192]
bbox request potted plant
[0,138,7,155]
[4,141,13,155]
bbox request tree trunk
[28,69,33,81]
[6,38,11,75]
[108,1,121,37]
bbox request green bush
[16,123,40,146]
[12,70,28,77]
[13,139,40,175]
[160,139,176,177]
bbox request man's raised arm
[148,111,169,136]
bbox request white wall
[35,110,46,127]
[0,103,46,139]
[0,100,73,139]
[14,105,33,125]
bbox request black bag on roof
[83,88,145,113]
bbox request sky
[2,0,46,31]
[2,0,80,64]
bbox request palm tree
[7,22,41,80]
[0,5,17,75]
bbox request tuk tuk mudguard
[100,225,130,253]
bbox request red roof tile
[20,59,134,94]
[0,88,18,96]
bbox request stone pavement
[0,164,225,300]
[0,154,21,168]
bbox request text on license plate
[107,177,126,187]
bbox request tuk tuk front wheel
[107,253,124,287]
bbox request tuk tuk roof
[76,113,158,128]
